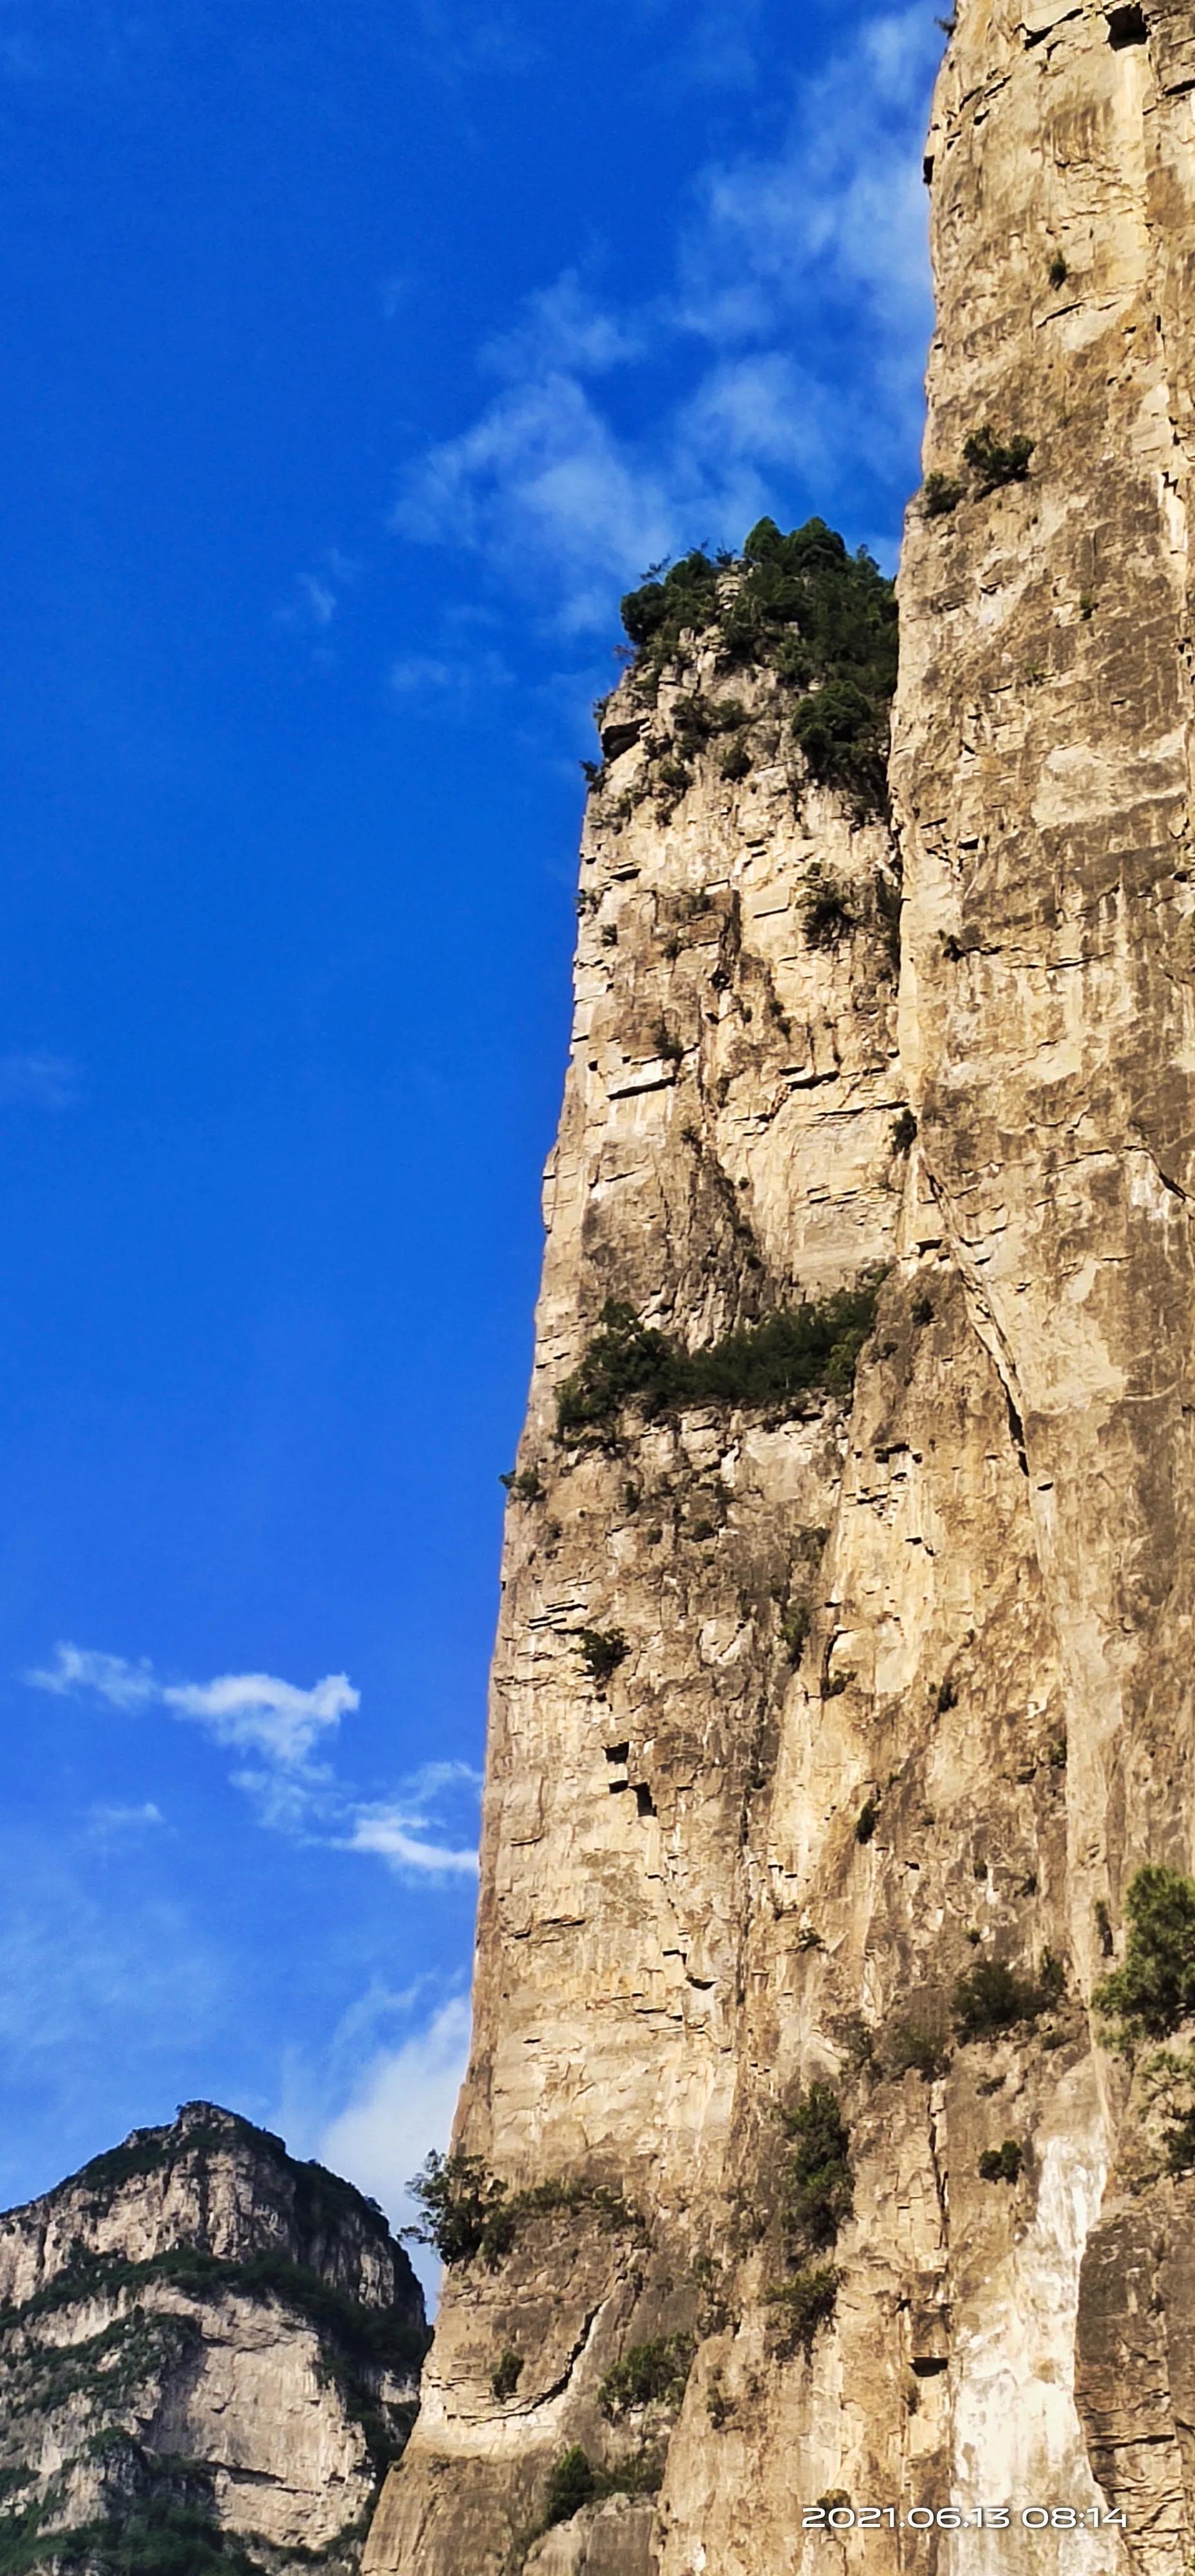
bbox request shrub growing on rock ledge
[491,2347,523,2401]
[598,2333,696,2420]
[979,2141,1023,2184]
[885,2012,948,2080]
[544,2447,597,2526]
[556,1280,884,1444]
[405,2152,505,2267]
[963,426,1034,492]
[579,1628,628,1687]
[792,681,889,812]
[923,470,964,519]
[541,2443,666,2531]
[1094,1865,1195,2047]
[782,2083,854,2250]
[407,2157,641,2272]
[766,2264,842,2358]
[953,1951,1064,2042]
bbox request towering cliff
[0,2101,427,2572]
[364,3,1195,2571]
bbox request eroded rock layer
[0,2101,427,2572]
[366,3,1195,2571]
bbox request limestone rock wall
[0,2101,427,2571]
[366,4,1195,2571]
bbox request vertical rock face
[901,3,1195,2564]
[0,2101,428,2571]
[366,4,1195,2571]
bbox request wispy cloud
[395,5,938,628]
[0,1052,80,1110]
[276,551,362,638]
[28,1644,355,1766]
[346,1767,480,1877]
[86,1800,165,1840]
[164,1669,357,1765]
[316,1991,473,2290]
[388,645,513,704]
[24,1645,480,1880]
[29,1644,157,1708]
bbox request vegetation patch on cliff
[764,2083,852,2360]
[0,2243,424,2483]
[1,2246,424,2385]
[556,1281,883,1445]
[1094,1866,1195,2049]
[540,2444,664,2533]
[780,2083,854,2250]
[408,2152,639,2272]
[765,2264,842,2360]
[978,2141,1023,2184]
[0,2499,263,2576]
[952,1952,1064,2042]
[598,2333,696,2421]
[616,517,897,811]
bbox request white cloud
[297,574,336,627]
[25,1645,481,1882]
[676,350,830,477]
[388,653,455,696]
[317,1993,473,2299]
[679,3,936,373]
[162,1669,357,1766]
[399,370,677,635]
[483,271,643,383]
[0,1052,80,1110]
[346,1809,479,1876]
[28,1645,157,1709]
[386,649,514,703]
[393,6,938,629]
[27,1643,355,1765]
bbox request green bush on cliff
[962,427,1034,493]
[792,681,889,810]
[952,1952,1064,2042]
[798,867,856,949]
[555,1280,884,1444]
[616,518,897,817]
[598,2333,696,2420]
[0,2503,262,2576]
[763,2085,852,2362]
[541,2443,665,2532]
[764,2264,842,2359]
[1094,1865,1195,2047]
[923,471,964,519]
[406,2150,505,2266]
[619,551,722,655]
[579,1628,629,1687]
[543,2448,597,2527]
[781,2083,853,2252]
[407,2156,639,2273]
[978,2141,1023,2184]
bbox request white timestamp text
[801,2507,1128,2532]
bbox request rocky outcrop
[0,2101,428,2572]
[364,3,1195,2571]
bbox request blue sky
[0,0,940,2280]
